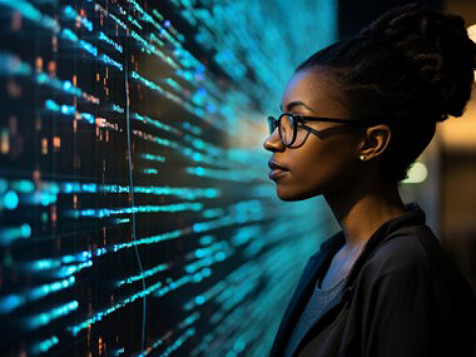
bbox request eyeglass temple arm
[297,120,367,139]
[294,116,365,124]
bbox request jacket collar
[269,202,426,357]
[317,201,426,259]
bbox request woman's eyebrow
[279,101,317,113]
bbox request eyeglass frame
[267,113,374,147]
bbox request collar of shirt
[317,201,426,258]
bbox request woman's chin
[276,185,321,201]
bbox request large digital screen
[0,0,337,355]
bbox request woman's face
[263,67,364,201]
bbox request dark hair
[295,3,476,183]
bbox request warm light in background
[437,24,476,150]
[468,24,476,82]
[402,162,428,184]
[438,82,476,150]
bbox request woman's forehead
[281,68,343,114]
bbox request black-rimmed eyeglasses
[267,113,369,147]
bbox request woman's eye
[293,115,307,123]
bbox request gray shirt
[283,274,346,357]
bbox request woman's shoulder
[361,223,474,300]
[367,224,437,274]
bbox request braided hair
[295,3,476,183]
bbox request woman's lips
[269,168,288,180]
[268,159,288,171]
[268,159,289,180]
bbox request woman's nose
[263,128,285,152]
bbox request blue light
[20,224,31,237]
[195,295,205,305]
[0,294,25,314]
[30,335,59,355]
[45,99,60,111]
[27,300,79,329]
[3,190,19,210]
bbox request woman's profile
[263,3,476,357]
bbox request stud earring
[359,154,366,161]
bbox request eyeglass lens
[280,114,294,145]
[268,114,311,147]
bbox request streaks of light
[73,202,203,218]
[25,251,92,272]
[98,54,123,70]
[92,2,127,30]
[0,223,31,245]
[98,31,123,53]
[142,168,158,174]
[62,5,93,31]
[131,112,180,135]
[0,52,99,104]
[140,153,166,162]
[151,328,196,357]
[0,276,75,314]
[184,240,233,274]
[0,51,32,76]
[29,335,59,355]
[0,0,60,33]
[69,270,207,336]
[111,230,183,252]
[133,186,220,200]
[186,166,258,182]
[53,260,93,279]
[116,263,169,287]
[60,28,98,56]
[26,300,79,330]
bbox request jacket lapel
[269,232,345,357]
[289,205,428,356]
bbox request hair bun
[357,3,476,120]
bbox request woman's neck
[324,176,407,251]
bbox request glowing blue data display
[0,0,337,355]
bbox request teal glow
[117,263,170,287]
[0,0,60,32]
[0,223,31,245]
[0,276,75,314]
[3,190,19,210]
[29,335,59,355]
[10,180,34,193]
[0,52,32,76]
[98,31,123,53]
[74,202,203,218]
[27,300,79,329]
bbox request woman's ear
[357,124,392,160]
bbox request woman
[263,3,476,357]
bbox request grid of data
[0,0,337,355]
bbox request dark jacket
[269,202,476,357]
